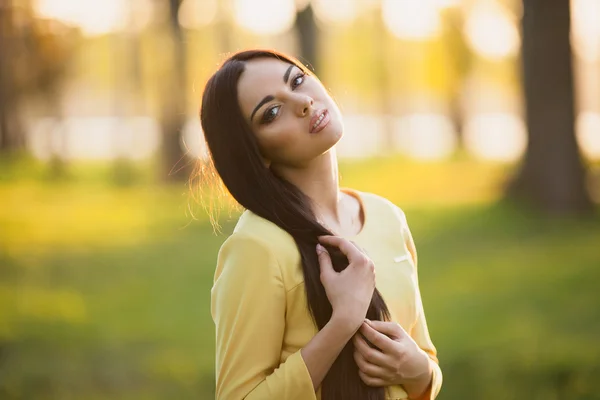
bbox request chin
[328,120,344,142]
[321,127,343,153]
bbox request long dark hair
[199,49,390,400]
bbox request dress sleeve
[397,208,443,400]
[211,233,316,400]
[410,284,443,400]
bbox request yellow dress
[211,190,442,399]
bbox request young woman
[199,49,442,400]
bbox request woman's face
[237,57,343,168]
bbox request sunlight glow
[463,113,526,161]
[576,112,600,160]
[179,0,217,29]
[571,0,600,62]
[28,117,160,161]
[34,0,153,35]
[35,0,125,35]
[182,118,209,159]
[382,0,441,40]
[234,0,296,35]
[336,115,386,158]
[394,113,457,160]
[312,0,360,26]
[464,1,520,60]
[434,0,461,9]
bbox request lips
[309,109,330,134]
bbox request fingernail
[316,244,326,254]
[364,318,371,324]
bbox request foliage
[0,156,598,399]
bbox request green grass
[1,156,599,399]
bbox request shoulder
[230,210,298,253]
[215,210,301,285]
[353,190,407,224]
[359,191,401,210]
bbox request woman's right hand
[316,235,376,334]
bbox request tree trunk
[295,3,318,73]
[443,8,471,148]
[160,0,189,181]
[507,0,593,214]
[112,2,145,186]
[0,1,25,154]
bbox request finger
[365,319,407,339]
[353,334,388,367]
[353,346,368,371]
[358,370,387,387]
[318,236,366,264]
[316,244,334,280]
[348,240,364,253]
[350,241,374,258]
[355,355,388,379]
[360,321,395,353]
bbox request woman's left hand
[352,319,431,388]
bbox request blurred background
[1,0,599,398]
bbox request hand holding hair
[316,235,376,334]
[352,319,433,396]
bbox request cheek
[256,124,300,161]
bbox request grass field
[1,156,599,399]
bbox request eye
[261,105,281,124]
[291,72,305,90]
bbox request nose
[297,95,314,117]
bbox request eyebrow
[249,64,296,123]
[283,64,294,84]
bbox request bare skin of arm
[300,314,357,389]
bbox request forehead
[237,58,295,117]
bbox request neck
[271,148,342,225]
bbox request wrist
[329,311,360,338]
[411,350,433,381]
[405,354,433,399]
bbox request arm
[402,212,443,400]
[301,316,356,390]
[406,295,443,400]
[211,234,355,399]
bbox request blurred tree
[507,0,593,214]
[440,7,472,147]
[0,1,74,165]
[0,1,26,154]
[294,2,318,73]
[159,0,189,181]
[111,2,144,186]
[215,0,233,53]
